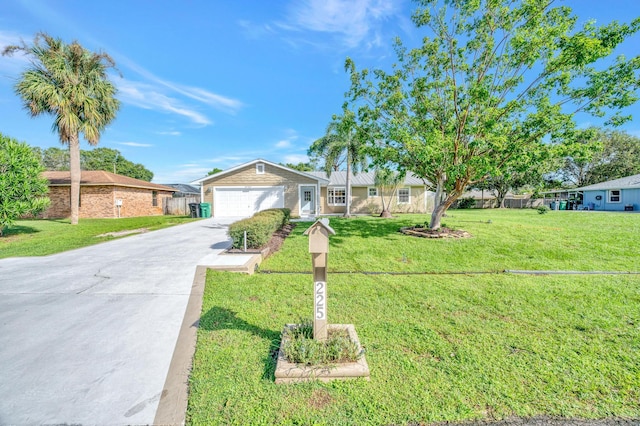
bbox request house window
[152,191,158,207]
[328,187,346,205]
[256,163,265,174]
[368,187,378,197]
[303,190,312,202]
[398,188,410,204]
[608,189,621,203]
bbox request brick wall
[42,185,173,218]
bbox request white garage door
[214,186,285,217]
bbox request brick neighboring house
[42,171,175,219]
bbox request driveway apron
[0,218,235,425]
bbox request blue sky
[1,0,639,183]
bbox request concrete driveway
[0,217,238,425]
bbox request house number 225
[315,281,326,320]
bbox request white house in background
[191,159,434,218]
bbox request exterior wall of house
[319,186,432,215]
[583,188,640,211]
[201,163,318,216]
[42,186,172,218]
[113,187,172,217]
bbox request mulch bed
[400,226,472,239]
[265,223,296,255]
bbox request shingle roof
[573,173,640,191]
[161,183,200,194]
[307,171,428,187]
[43,171,175,192]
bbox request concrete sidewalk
[0,217,242,425]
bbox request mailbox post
[303,218,335,341]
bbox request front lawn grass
[0,215,197,258]
[188,210,640,425]
[262,210,640,272]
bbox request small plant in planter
[281,319,361,366]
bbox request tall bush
[228,208,290,249]
[0,134,50,236]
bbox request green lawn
[262,209,640,273]
[0,215,197,258]
[188,210,640,425]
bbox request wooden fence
[457,197,546,209]
[163,196,201,215]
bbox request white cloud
[152,166,213,184]
[0,30,33,75]
[283,0,399,49]
[237,20,277,40]
[117,141,153,147]
[116,79,212,125]
[116,55,243,115]
[156,131,182,136]
[283,154,309,164]
[275,140,291,148]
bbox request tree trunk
[429,176,461,230]
[69,134,81,225]
[379,209,392,218]
[430,202,447,230]
[344,158,351,218]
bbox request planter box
[274,324,370,384]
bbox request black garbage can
[188,203,201,218]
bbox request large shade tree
[3,33,120,225]
[346,0,640,229]
[308,110,367,217]
[31,146,154,181]
[560,128,640,186]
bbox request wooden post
[303,219,335,341]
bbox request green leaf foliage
[3,32,120,224]
[228,208,290,250]
[308,110,368,217]
[31,146,154,181]
[81,147,153,181]
[345,0,640,229]
[560,128,640,186]
[0,133,50,236]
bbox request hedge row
[228,208,291,249]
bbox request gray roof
[307,171,428,187]
[162,183,200,194]
[574,173,640,191]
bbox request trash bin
[200,202,211,218]
[559,200,567,210]
[550,201,557,210]
[188,203,201,218]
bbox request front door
[300,186,316,216]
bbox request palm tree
[374,167,401,218]
[3,33,120,225]
[308,111,367,218]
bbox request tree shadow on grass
[326,216,418,245]
[2,225,40,237]
[198,306,281,381]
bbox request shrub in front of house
[455,197,477,209]
[228,208,290,249]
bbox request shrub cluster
[228,208,290,249]
[455,197,477,209]
[537,205,550,214]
